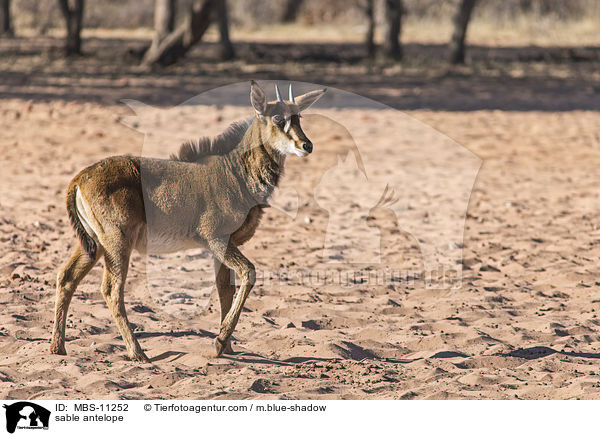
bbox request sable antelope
[50,81,326,361]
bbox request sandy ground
[2,95,600,399]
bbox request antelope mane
[170,119,252,162]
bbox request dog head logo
[3,402,50,433]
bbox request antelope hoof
[128,351,150,363]
[214,337,233,357]
[49,342,67,355]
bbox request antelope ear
[295,88,326,112]
[250,80,267,116]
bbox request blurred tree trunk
[382,0,403,60]
[216,0,234,60]
[448,0,477,64]
[0,0,13,36]
[143,0,176,60]
[364,0,375,58]
[153,0,176,46]
[281,0,304,22]
[142,0,215,67]
[58,0,84,56]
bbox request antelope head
[250,81,327,157]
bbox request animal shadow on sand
[505,346,600,360]
[124,329,221,363]
[118,331,600,364]
[141,336,421,366]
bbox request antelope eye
[272,115,284,126]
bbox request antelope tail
[66,184,97,261]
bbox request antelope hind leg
[50,244,101,355]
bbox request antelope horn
[275,85,284,103]
[288,83,295,103]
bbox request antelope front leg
[214,259,235,354]
[208,238,256,357]
[216,264,255,356]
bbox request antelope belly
[145,232,199,254]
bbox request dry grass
[235,17,600,47]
